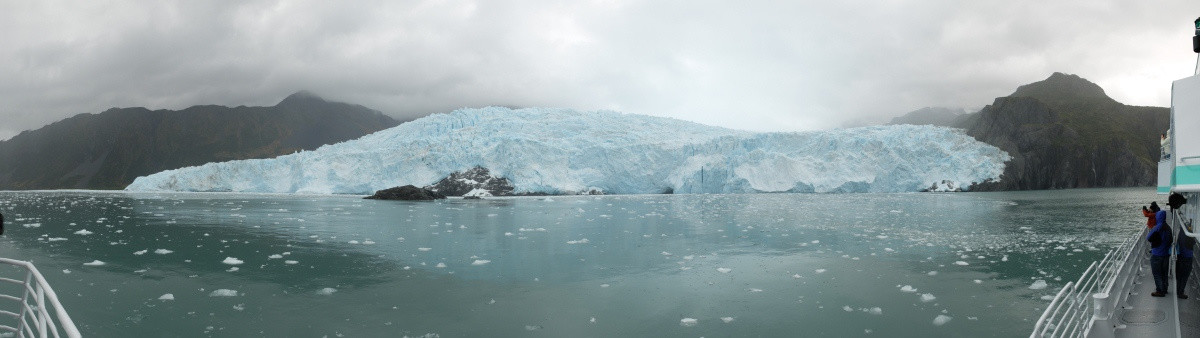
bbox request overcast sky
[2,0,1198,140]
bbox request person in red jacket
[1143,202,1161,229]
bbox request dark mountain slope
[958,73,1169,190]
[0,92,402,190]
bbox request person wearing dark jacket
[1149,210,1173,297]
[1179,223,1196,299]
[1143,202,1161,229]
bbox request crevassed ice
[125,107,1010,194]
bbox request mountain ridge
[954,73,1168,190]
[0,92,403,190]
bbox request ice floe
[222,257,244,265]
[209,289,239,297]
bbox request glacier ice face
[125,107,1010,194]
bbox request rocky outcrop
[954,73,1168,191]
[425,167,515,197]
[364,185,446,200]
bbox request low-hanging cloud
[1,0,1196,140]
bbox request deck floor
[1110,253,1200,338]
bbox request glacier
[125,107,1011,195]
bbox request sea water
[0,188,1155,337]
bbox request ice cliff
[125,107,1011,194]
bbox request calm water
[0,188,1156,337]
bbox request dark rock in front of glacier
[364,185,446,200]
[426,167,515,197]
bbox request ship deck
[1103,252,1200,338]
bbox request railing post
[15,270,31,337]
[36,286,46,338]
[1092,292,1111,319]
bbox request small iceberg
[209,289,239,297]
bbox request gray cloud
[2,0,1197,140]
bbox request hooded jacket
[1149,210,1173,257]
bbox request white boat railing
[1030,227,1146,338]
[0,258,80,338]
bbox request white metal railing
[0,258,79,338]
[1030,227,1146,338]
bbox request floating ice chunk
[933,315,952,326]
[158,294,174,301]
[227,267,239,272]
[363,240,375,245]
[316,288,337,295]
[284,260,298,265]
[134,250,148,255]
[721,317,735,323]
[717,268,732,273]
[268,254,283,259]
[748,288,763,293]
[900,285,917,293]
[209,289,238,297]
[920,293,936,302]
[974,280,983,284]
[23,223,41,228]
[1002,255,1009,262]
[1029,280,1048,290]
[418,248,432,252]
[62,269,71,274]
[1040,295,1054,300]
[843,305,854,312]
[567,239,590,244]
[74,229,93,235]
[83,260,105,266]
[954,261,969,266]
[471,260,491,266]
[869,307,882,315]
[155,249,173,255]
[525,325,543,331]
[680,318,698,327]
[792,274,802,279]
[436,263,447,268]
[47,237,67,242]
[348,240,360,244]
[927,271,938,276]
[222,257,244,265]
[815,269,827,274]
[233,304,245,311]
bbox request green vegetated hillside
[891,72,1168,190]
[0,92,402,190]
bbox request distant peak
[1010,72,1113,104]
[277,90,326,106]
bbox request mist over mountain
[0,92,401,190]
[888,107,967,127]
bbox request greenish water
[0,188,1156,337]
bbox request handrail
[1173,210,1199,239]
[0,258,80,338]
[1030,227,1144,338]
